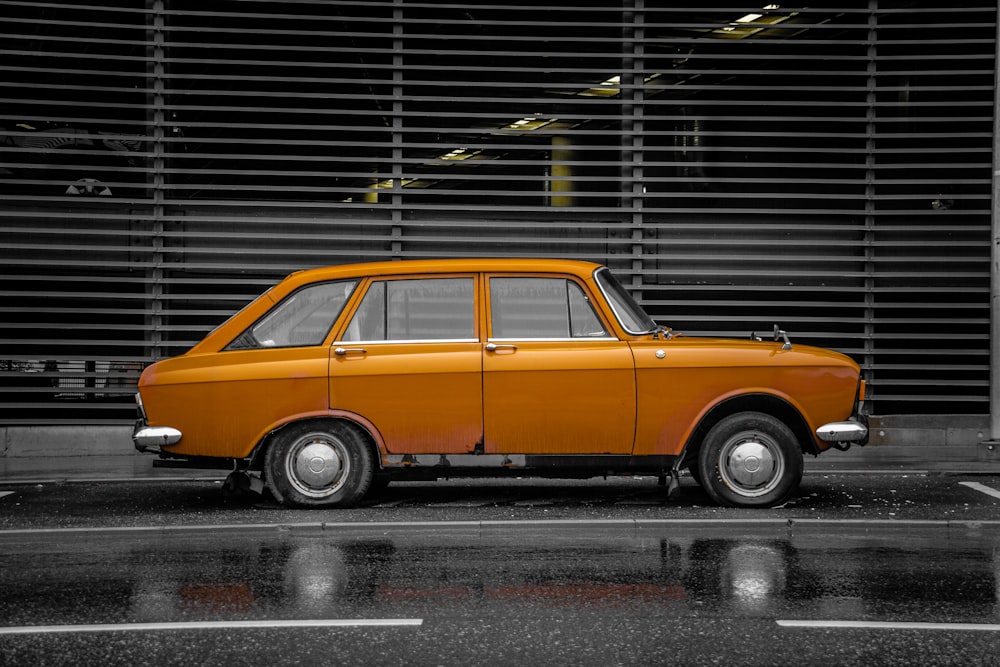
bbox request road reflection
[107,531,1000,626]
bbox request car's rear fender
[246,410,387,472]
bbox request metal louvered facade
[0,0,995,427]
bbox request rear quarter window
[226,280,358,349]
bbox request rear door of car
[482,273,636,455]
[329,274,483,455]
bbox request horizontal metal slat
[0,0,993,422]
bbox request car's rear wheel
[265,421,373,508]
[697,412,803,508]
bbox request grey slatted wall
[0,0,994,424]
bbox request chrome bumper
[133,423,183,453]
[815,419,868,445]
[132,391,182,453]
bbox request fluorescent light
[713,7,796,38]
[501,116,559,131]
[438,147,483,161]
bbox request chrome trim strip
[593,267,658,336]
[487,336,618,343]
[332,338,479,345]
[815,420,868,443]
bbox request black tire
[697,411,803,508]
[687,465,702,485]
[264,420,374,508]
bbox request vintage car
[133,258,867,508]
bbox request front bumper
[133,422,183,454]
[815,418,868,447]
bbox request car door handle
[485,343,517,353]
[334,347,367,356]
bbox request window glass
[342,277,475,341]
[226,280,357,349]
[567,282,607,337]
[594,268,657,334]
[343,281,385,341]
[490,277,607,339]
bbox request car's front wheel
[697,412,803,508]
[265,421,374,508]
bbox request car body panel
[630,338,860,456]
[134,258,865,482]
[139,346,329,459]
[483,339,636,454]
[329,341,483,454]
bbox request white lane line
[778,620,1000,632]
[0,618,423,636]
[959,481,1000,501]
[0,492,14,500]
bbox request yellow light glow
[371,178,417,190]
[578,75,623,97]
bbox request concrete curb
[2,517,999,541]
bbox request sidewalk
[0,454,229,484]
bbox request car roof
[279,258,607,287]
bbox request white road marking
[778,620,1000,631]
[959,481,1000,501]
[0,618,423,635]
[0,492,14,500]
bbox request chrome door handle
[334,347,367,356]
[485,343,517,352]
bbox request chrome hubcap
[287,433,349,499]
[719,433,783,498]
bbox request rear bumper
[132,391,182,454]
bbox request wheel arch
[247,412,385,473]
[681,393,817,469]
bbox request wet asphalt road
[1,472,1000,528]
[1,473,999,666]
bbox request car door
[482,274,636,455]
[328,274,483,455]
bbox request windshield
[594,268,658,335]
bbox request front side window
[490,277,608,339]
[594,268,657,335]
[226,280,358,349]
[342,277,475,342]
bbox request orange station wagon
[133,259,868,508]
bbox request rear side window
[226,280,357,349]
[490,277,608,339]
[342,277,475,341]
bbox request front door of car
[329,275,483,455]
[482,275,636,455]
